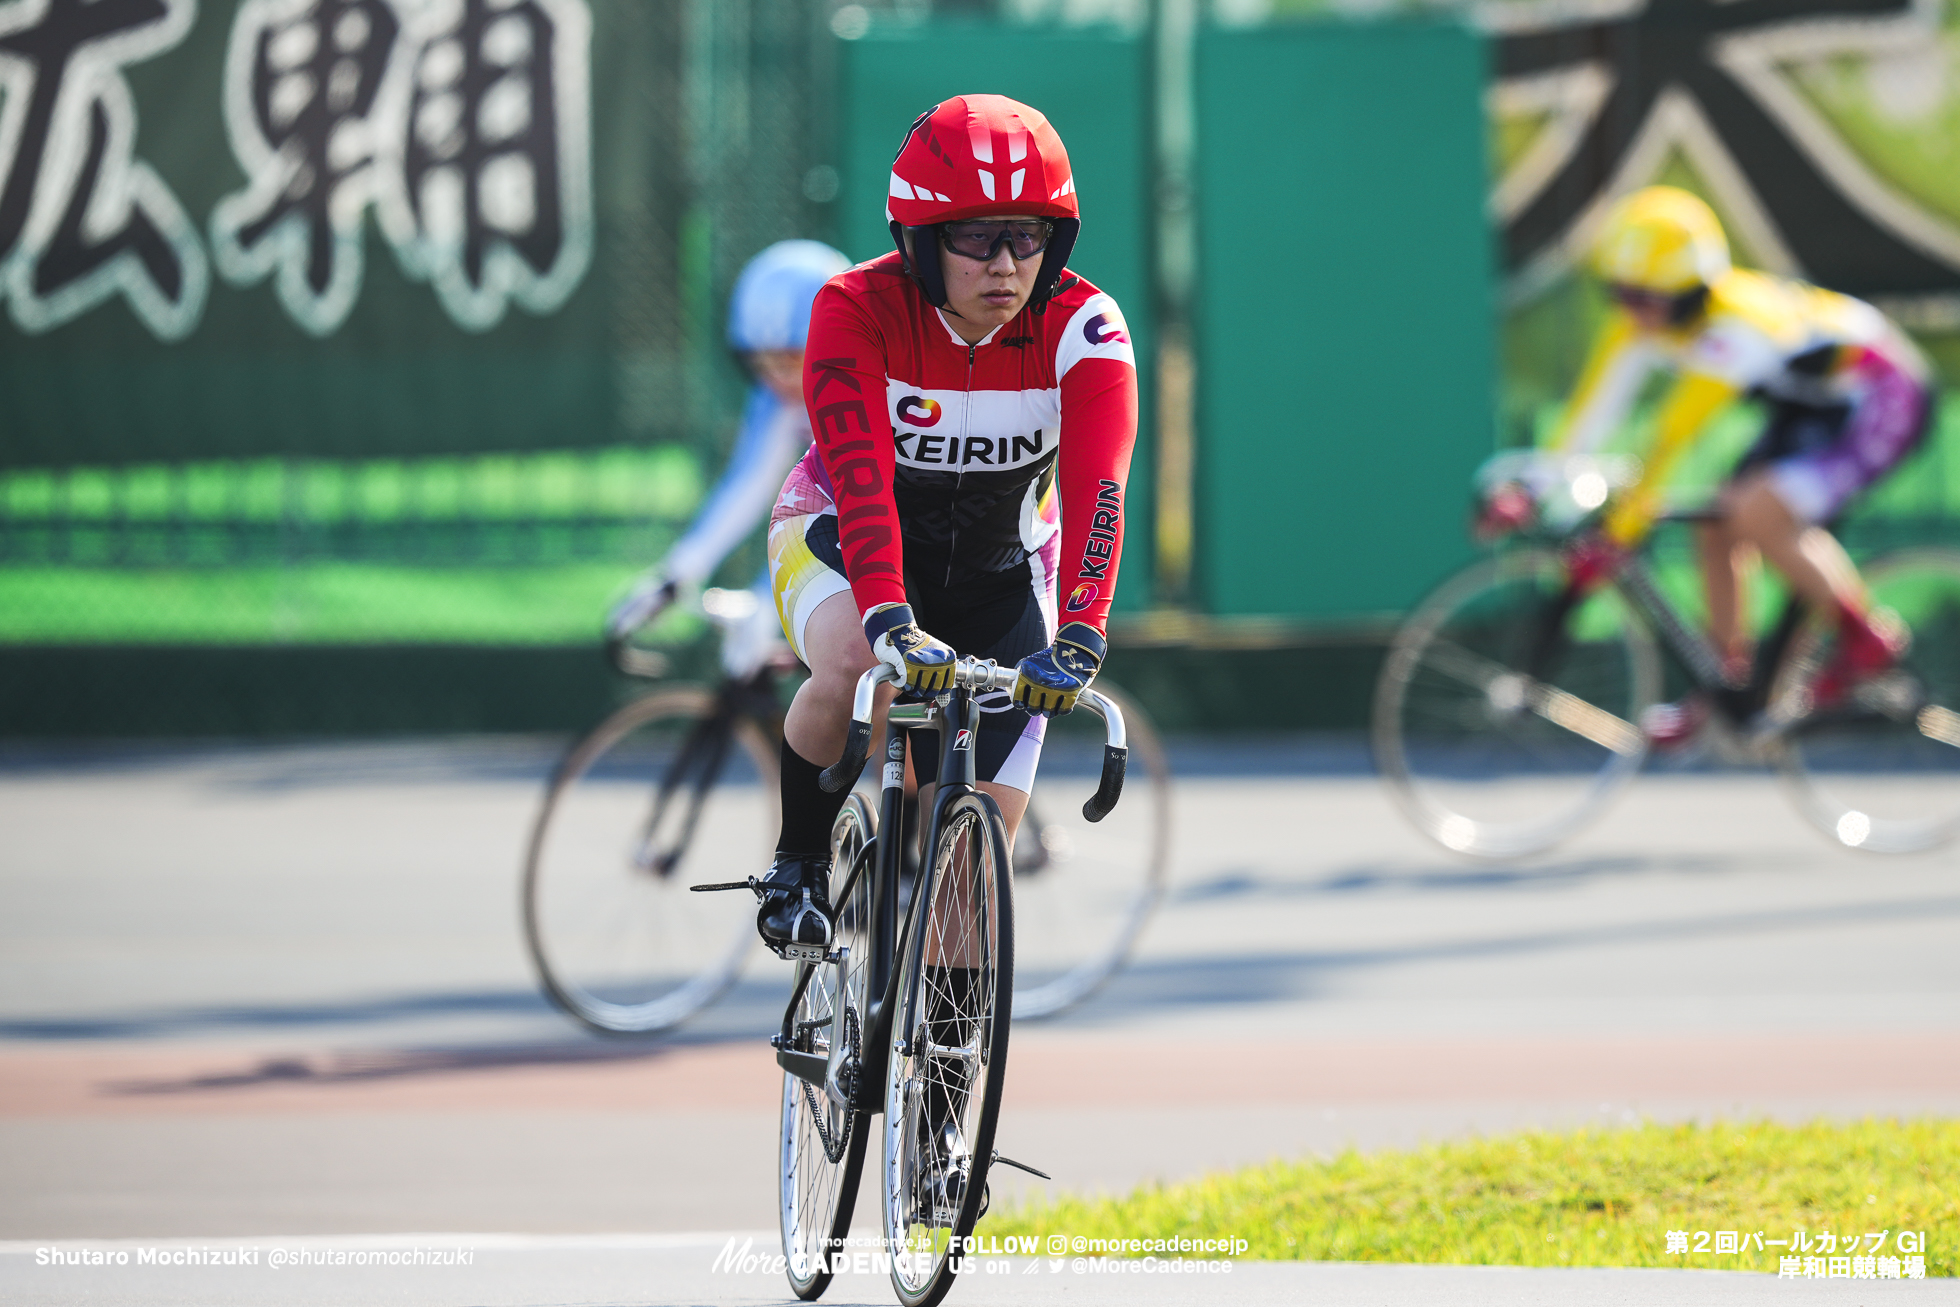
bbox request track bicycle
[1374,453,1960,858]
[522,588,1169,1034]
[734,657,1130,1306]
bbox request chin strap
[1031,273,1080,316]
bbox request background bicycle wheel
[525,688,778,1034]
[1009,684,1169,1019]
[1375,549,1659,859]
[1777,548,1960,854]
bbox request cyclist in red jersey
[752,95,1139,955]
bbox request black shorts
[899,557,1054,790]
[772,512,1056,790]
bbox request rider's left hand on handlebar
[606,575,678,641]
[1014,622,1107,718]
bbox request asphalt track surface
[3,736,1957,1306]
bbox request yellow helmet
[1591,186,1730,294]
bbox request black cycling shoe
[756,853,834,960]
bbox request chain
[802,1004,859,1165]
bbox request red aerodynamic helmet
[886,94,1080,313]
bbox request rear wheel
[884,789,1013,1307]
[522,687,777,1034]
[1011,682,1170,1019]
[1374,548,1659,859]
[1776,548,1960,853]
[780,795,876,1300]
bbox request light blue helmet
[727,240,852,353]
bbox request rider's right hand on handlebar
[864,602,957,695]
[606,575,678,642]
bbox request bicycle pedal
[992,1152,1051,1180]
[690,877,759,894]
[781,941,829,962]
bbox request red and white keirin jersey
[787,251,1138,634]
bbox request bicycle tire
[1374,548,1659,859]
[1011,682,1170,1019]
[883,789,1014,1307]
[780,794,877,1300]
[522,686,778,1034]
[1774,547,1960,853]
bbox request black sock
[923,965,979,1130]
[776,738,850,858]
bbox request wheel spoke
[885,789,1012,1302]
[1376,550,1657,858]
[781,794,875,1296]
[1423,633,1640,756]
[1917,703,1960,750]
[1417,633,1508,693]
[1776,550,1960,854]
[1525,680,1645,756]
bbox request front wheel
[1011,682,1170,1019]
[1776,548,1960,853]
[1374,548,1660,859]
[522,687,778,1034]
[884,789,1014,1307]
[780,794,876,1300]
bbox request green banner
[1193,20,1497,620]
[0,0,830,469]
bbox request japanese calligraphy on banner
[212,0,591,335]
[0,0,209,339]
[0,0,591,342]
[1489,0,1960,311]
[0,0,819,469]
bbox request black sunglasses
[1608,282,1709,325]
[940,220,1054,262]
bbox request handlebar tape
[819,719,874,794]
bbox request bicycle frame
[1519,519,1817,734]
[1612,552,1809,725]
[636,667,782,877]
[772,661,1127,1115]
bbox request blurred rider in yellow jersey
[1547,186,1938,745]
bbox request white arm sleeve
[1560,342,1655,456]
[661,389,808,586]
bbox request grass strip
[982,1119,1957,1274]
